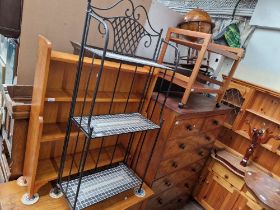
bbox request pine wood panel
[23,36,52,196]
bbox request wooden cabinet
[194,160,269,210]
[221,77,280,156]
[140,94,230,210]
[1,85,32,180]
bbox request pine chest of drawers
[139,94,231,210]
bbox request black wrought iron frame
[55,1,179,209]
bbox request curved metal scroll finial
[89,0,162,57]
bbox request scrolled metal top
[88,0,162,57]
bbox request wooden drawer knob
[205,135,211,141]
[212,119,219,126]
[191,167,197,172]
[172,161,178,168]
[184,183,190,188]
[157,198,163,205]
[164,180,171,187]
[179,143,185,150]
[186,124,195,131]
[224,174,229,179]
[198,150,205,157]
[177,198,182,203]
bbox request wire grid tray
[61,164,141,210]
[73,113,160,138]
[73,42,172,70]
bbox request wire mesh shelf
[61,163,141,210]
[73,113,160,138]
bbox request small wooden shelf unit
[221,77,280,156]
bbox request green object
[224,24,241,48]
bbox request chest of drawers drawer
[156,147,210,179]
[163,132,215,160]
[160,194,190,210]
[147,176,196,210]
[202,114,226,131]
[169,117,204,139]
[152,159,205,194]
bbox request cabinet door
[232,194,264,210]
[195,172,239,210]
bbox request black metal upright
[55,1,180,209]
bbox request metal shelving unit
[54,1,179,209]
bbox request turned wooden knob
[212,119,219,125]
[172,161,178,168]
[164,180,171,187]
[224,174,229,179]
[157,198,163,205]
[191,167,197,172]
[186,124,194,131]
[198,150,205,156]
[205,135,211,141]
[179,143,185,150]
[184,183,190,188]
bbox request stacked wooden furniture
[194,77,280,210]
[1,85,32,180]
[134,93,230,210]
[158,27,244,107]
[194,150,271,210]
[22,36,155,208]
[221,77,280,156]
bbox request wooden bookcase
[220,77,280,171]
[23,36,156,198]
[1,85,32,180]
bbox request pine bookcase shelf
[246,108,280,126]
[35,144,126,192]
[51,51,153,75]
[40,123,80,142]
[45,89,141,103]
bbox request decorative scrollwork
[89,0,162,57]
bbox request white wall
[234,0,280,92]
[235,28,280,91]
[137,0,184,62]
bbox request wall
[233,0,280,92]
[136,0,184,62]
[17,0,152,85]
[235,28,280,92]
